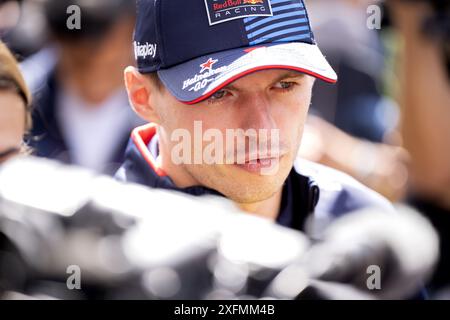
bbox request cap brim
[157,42,337,105]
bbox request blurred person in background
[386,0,450,297]
[0,40,31,164]
[0,0,47,59]
[22,0,144,174]
[302,0,450,294]
[306,0,392,142]
[297,0,410,203]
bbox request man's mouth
[234,156,280,174]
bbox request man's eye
[275,81,295,90]
[210,89,227,100]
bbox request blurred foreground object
[268,205,439,300]
[0,157,438,299]
[0,157,309,299]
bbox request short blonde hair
[0,41,32,130]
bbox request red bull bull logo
[243,0,264,5]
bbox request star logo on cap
[199,58,218,73]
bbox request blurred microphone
[0,156,309,299]
[0,156,439,300]
[267,206,440,300]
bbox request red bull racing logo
[204,0,273,26]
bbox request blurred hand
[299,115,410,202]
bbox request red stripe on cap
[183,65,337,105]
[131,123,167,177]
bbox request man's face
[142,69,314,204]
[0,90,25,164]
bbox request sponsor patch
[134,42,157,60]
[182,58,227,92]
[204,0,273,26]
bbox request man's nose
[238,93,277,132]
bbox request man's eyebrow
[273,71,306,83]
[220,71,306,91]
[221,83,239,91]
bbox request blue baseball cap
[133,0,337,104]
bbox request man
[117,0,394,233]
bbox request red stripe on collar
[131,123,167,177]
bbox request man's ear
[124,66,160,123]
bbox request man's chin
[217,178,283,204]
[215,162,290,201]
[185,159,291,202]
[229,192,279,205]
